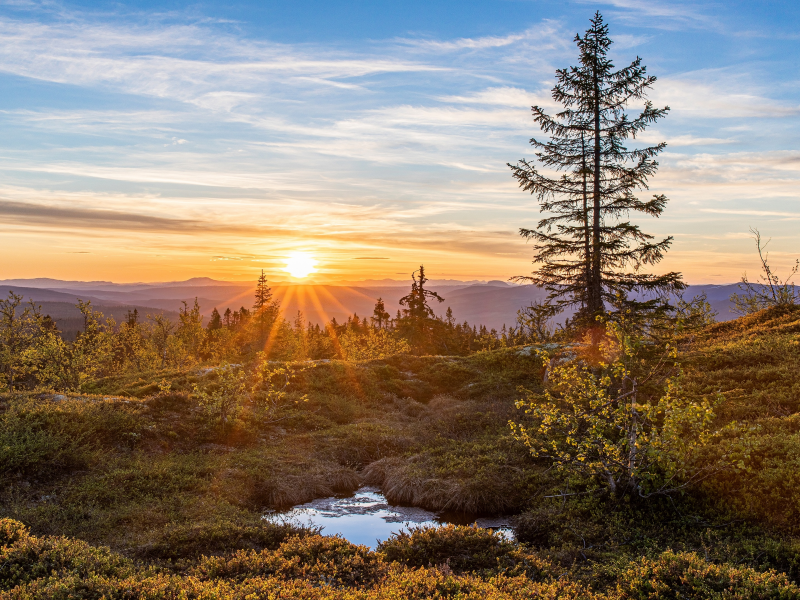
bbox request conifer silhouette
[509,12,684,320]
[372,298,390,329]
[399,265,444,351]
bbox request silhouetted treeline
[0,267,546,392]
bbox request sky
[0,0,798,284]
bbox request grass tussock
[363,438,542,514]
[0,350,543,556]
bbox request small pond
[265,487,511,549]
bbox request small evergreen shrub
[611,550,800,599]
[378,524,554,578]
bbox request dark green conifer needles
[510,12,684,321]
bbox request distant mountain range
[0,277,747,332]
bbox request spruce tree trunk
[591,56,603,316]
[582,136,591,312]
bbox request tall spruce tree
[509,12,683,321]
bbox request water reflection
[266,487,510,549]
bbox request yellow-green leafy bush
[610,550,800,599]
[193,534,384,587]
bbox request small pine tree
[126,309,139,326]
[41,314,59,333]
[207,307,222,330]
[253,271,277,343]
[399,265,445,352]
[254,270,273,311]
[176,298,204,364]
[372,298,390,329]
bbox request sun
[283,253,317,279]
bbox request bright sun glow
[283,253,317,278]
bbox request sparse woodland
[0,266,543,393]
[2,12,800,600]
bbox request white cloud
[397,30,530,52]
[699,208,800,218]
[651,74,800,118]
[611,33,653,49]
[395,22,567,54]
[0,17,446,105]
[637,132,735,146]
[576,0,716,30]
[437,86,556,109]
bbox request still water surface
[266,487,510,549]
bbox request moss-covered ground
[2,306,800,598]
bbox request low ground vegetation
[3,519,799,599]
[4,10,800,595]
[2,306,800,597]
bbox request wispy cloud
[397,29,533,52]
[576,0,717,30]
[0,3,797,283]
[652,73,800,118]
[437,86,556,108]
[699,208,800,218]
[0,17,446,105]
[637,132,735,146]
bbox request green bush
[0,519,132,591]
[135,519,320,561]
[193,534,384,587]
[0,518,27,548]
[378,524,553,578]
[5,520,800,600]
[0,396,145,478]
[610,550,800,599]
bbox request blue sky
[0,0,798,283]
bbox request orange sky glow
[1,5,798,286]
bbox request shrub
[0,518,28,548]
[610,550,800,599]
[134,518,320,561]
[378,524,554,579]
[193,534,385,587]
[193,363,249,431]
[0,520,132,591]
[511,321,718,497]
[339,328,411,361]
[0,396,142,478]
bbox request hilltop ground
[2,306,800,598]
